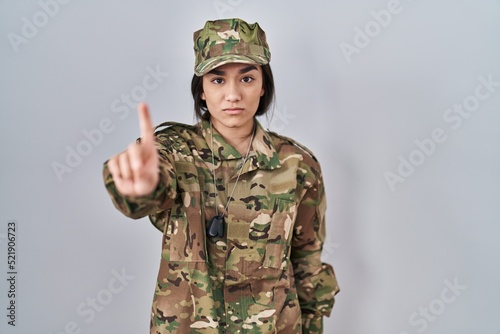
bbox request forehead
[206,62,262,75]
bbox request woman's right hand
[107,103,159,197]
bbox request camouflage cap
[193,18,271,76]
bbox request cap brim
[195,54,269,76]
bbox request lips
[223,107,244,115]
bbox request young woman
[103,18,339,334]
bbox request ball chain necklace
[207,121,255,238]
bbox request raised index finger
[138,102,154,144]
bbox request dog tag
[207,215,224,238]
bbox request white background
[1,0,499,333]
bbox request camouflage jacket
[103,119,339,334]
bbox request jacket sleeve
[290,166,340,334]
[102,136,178,220]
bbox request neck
[211,119,255,155]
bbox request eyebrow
[208,65,258,76]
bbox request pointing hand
[107,103,159,197]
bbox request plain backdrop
[1,1,499,333]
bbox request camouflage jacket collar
[198,119,282,171]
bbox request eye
[241,76,254,83]
[211,78,224,84]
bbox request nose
[224,80,241,102]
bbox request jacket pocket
[163,161,206,263]
[165,211,206,262]
[152,260,218,333]
[262,197,296,270]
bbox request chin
[215,114,254,127]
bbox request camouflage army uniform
[103,119,339,333]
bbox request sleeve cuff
[301,314,324,334]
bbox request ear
[260,88,265,97]
[201,92,206,100]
